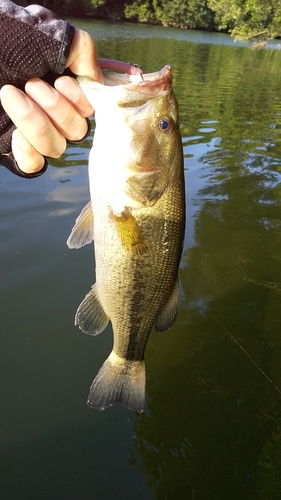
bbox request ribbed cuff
[0,153,48,178]
[67,118,92,145]
[56,22,76,75]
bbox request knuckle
[44,138,66,158]
[29,122,66,158]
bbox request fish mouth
[129,65,172,93]
[98,58,172,94]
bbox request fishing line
[179,274,281,396]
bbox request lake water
[1,19,281,500]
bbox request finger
[25,78,90,142]
[66,29,103,83]
[54,76,94,117]
[0,85,66,158]
[12,128,45,174]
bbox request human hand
[0,29,103,175]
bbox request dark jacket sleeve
[0,0,75,178]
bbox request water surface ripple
[1,20,281,500]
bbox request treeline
[19,0,281,42]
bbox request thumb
[66,29,103,83]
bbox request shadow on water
[1,19,281,500]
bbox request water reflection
[2,20,281,500]
[123,26,281,500]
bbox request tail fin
[87,352,146,412]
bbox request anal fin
[75,283,109,335]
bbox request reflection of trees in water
[129,42,281,499]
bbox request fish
[67,63,185,412]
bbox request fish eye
[158,116,174,134]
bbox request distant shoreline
[66,14,224,35]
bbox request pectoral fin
[67,201,94,249]
[112,207,147,256]
[75,284,109,335]
[155,279,180,333]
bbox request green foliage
[208,0,281,41]
[206,0,237,30]
[152,0,213,28]
[124,0,213,28]
[19,0,281,42]
[97,0,127,20]
[124,0,155,23]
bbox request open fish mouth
[97,58,172,93]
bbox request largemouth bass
[67,64,185,412]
